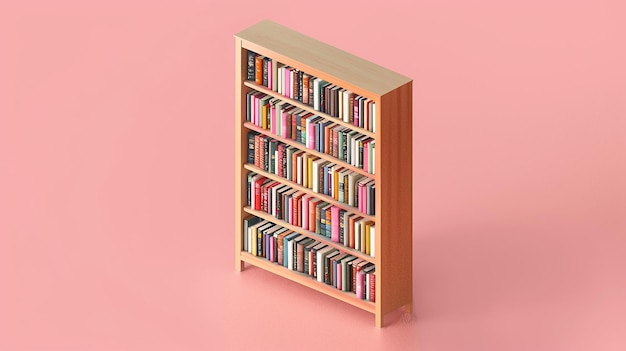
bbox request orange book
[308,198,322,233]
[255,55,264,85]
[349,215,362,249]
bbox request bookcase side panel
[377,82,413,316]
[234,38,248,271]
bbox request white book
[371,102,376,133]
[287,234,301,270]
[302,153,309,188]
[354,220,361,251]
[338,88,344,120]
[316,246,335,282]
[313,78,320,110]
[343,90,351,122]
[297,154,303,185]
[369,225,375,258]
[277,66,283,95]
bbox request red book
[254,134,261,167]
[277,143,285,177]
[254,176,267,210]
[292,192,304,227]
[308,198,322,233]
[332,128,339,158]
[370,271,376,302]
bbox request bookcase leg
[404,303,413,314]
[236,259,245,272]
[375,313,384,328]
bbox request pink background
[1,0,625,350]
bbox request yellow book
[261,104,268,129]
[302,153,309,188]
[333,167,339,199]
[307,157,315,189]
[364,221,373,255]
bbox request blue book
[323,163,334,196]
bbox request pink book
[307,121,316,149]
[281,109,289,139]
[252,94,259,126]
[331,206,340,242]
[301,194,310,230]
[285,67,291,99]
[356,268,365,299]
[353,96,360,127]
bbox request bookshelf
[234,20,412,327]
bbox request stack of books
[246,93,375,174]
[243,216,377,301]
[247,51,377,133]
[247,131,375,215]
[247,173,375,256]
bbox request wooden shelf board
[244,81,376,138]
[243,206,375,263]
[240,251,376,314]
[243,122,373,179]
[243,163,375,221]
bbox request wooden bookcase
[234,20,412,327]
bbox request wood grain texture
[235,20,411,97]
[377,82,413,319]
[235,21,412,327]
[240,252,376,313]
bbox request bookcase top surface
[235,20,412,96]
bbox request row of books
[246,92,375,174]
[248,131,376,215]
[248,172,376,256]
[247,50,376,133]
[243,216,376,301]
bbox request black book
[262,57,270,87]
[298,70,304,102]
[247,131,257,164]
[247,51,256,81]
[295,111,302,143]
[269,139,278,174]
[263,137,269,172]
[246,91,253,122]
[308,77,315,107]
[293,69,300,101]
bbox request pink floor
[1,1,624,350]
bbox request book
[330,206,341,242]
[340,255,358,292]
[247,51,256,80]
[242,216,262,253]
[310,242,327,278]
[255,55,264,85]
[296,238,314,273]
[316,246,335,283]
[324,249,340,285]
